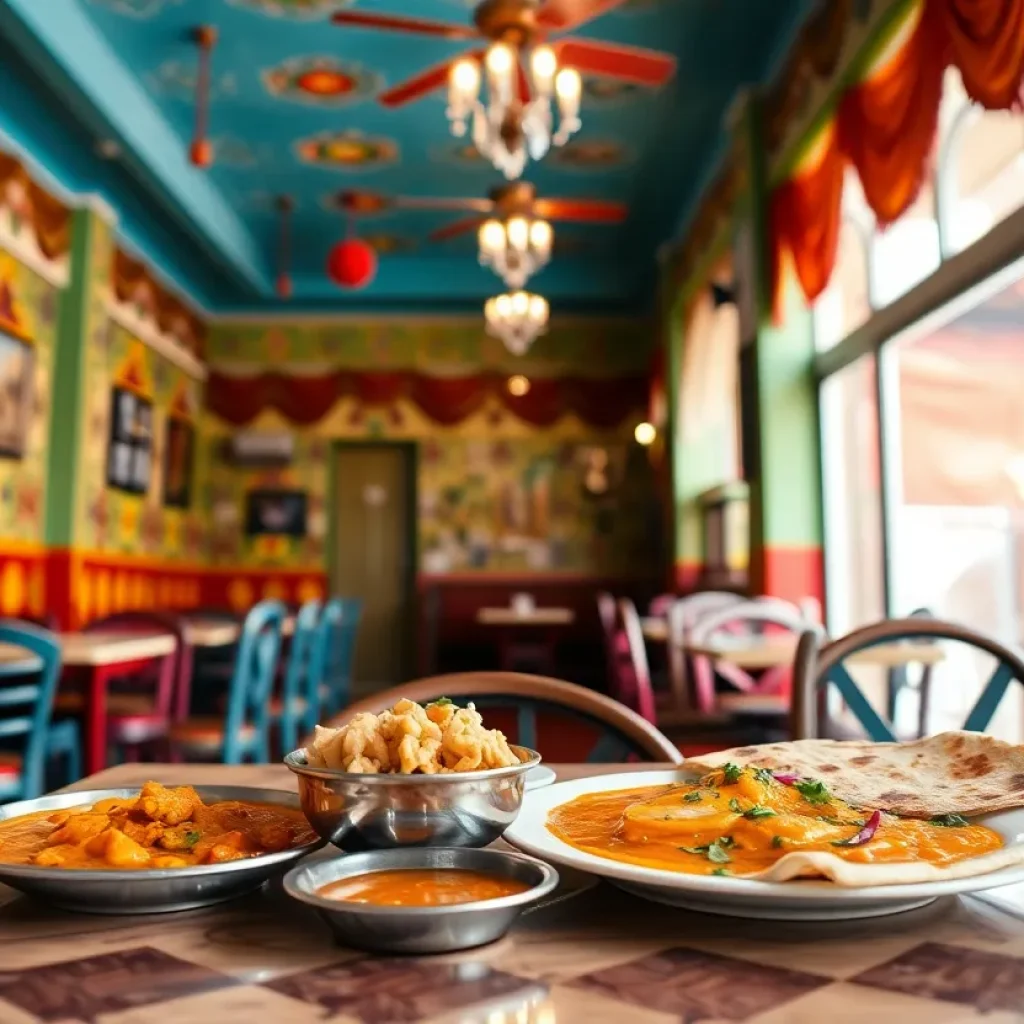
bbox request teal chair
[171,600,285,764]
[792,618,1024,741]
[273,599,323,755]
[320,597,362,718]
[0,620,80,801]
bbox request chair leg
[64,732,82,786]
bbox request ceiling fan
[332,0,676,108]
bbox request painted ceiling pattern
[58,0,811,309]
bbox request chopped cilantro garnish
[706,841,731,864]
[721,763,743,784]
[430,697,454,707]
[728,797,743,813]
[794,779,832,806]
[184,830,201,848]
[753,767,775,784]
[930,813,970,827]
[679,844,709,855]
[743,805,776,820]
[820,815,865,827]
[683,791,703,803]
[771,835,784,848]
[717,835,736,848]
[712,867,730,876]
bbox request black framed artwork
[245,488,308,537]
[163,417,194,508]
[0,330,34,459]
[107,386,153,494]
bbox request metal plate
[0,786,323,915]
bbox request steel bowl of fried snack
[284,698,541,851]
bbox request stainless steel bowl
[0,786,324,914]
[284,745,541,851]
[284,847,559,954]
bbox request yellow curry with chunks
[547,763,1003,877]
[0,782,316,870]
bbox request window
[870,181,941,307]
[813,218,871,352]
[107,387,153,494]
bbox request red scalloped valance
[770,0,1024,312]
[206,369,648,430]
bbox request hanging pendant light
[484,290,548,356]
[478,213,552,289]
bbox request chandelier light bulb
[451,58,481,98]
[506,216,530,252]
[495,293,512,317]
[511,290,530,315]
[530,45,557,94]
[478,218,505,256]
[555,67,582,101]
[529,219,552,256]
[528,294,548,320]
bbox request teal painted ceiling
[0,0,811,314]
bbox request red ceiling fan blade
[430,216,487,243]
[534,197,628,223]
[554,38,676,87]
[537,0,631,32]
[331,11,479,39]
[378,51,483,107]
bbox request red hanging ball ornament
[275,273,292,299]
[327,238,377,290]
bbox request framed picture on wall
[107,386,153,494]
[0,330,34,459]
[163,417,194,508]
[245,488,308,537]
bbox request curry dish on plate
[548,761,1004,879]
[0,782,316,870]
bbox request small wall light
[634,421,656,446]
[507,374,531,396]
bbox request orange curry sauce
[547,765,1003,877]
[318,869,531,906]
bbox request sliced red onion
[773,772,800,785]
[832,809,881,847]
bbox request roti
[684,731,1024,819]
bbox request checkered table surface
[2,764,1024,1024]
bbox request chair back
[595,591,622,691]
[675,591,745,632]
[279,599,322,753]
[223,600,286,763]
[83,611,190,720]
[616,598,657,724]
[648,593,675,618]
[792,617,1024,742]
[0,620,62,799]
[322,672,683,764]
[320,597,362,717]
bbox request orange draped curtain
[769,0,1024,313]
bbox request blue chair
[0,620,80,801]
[325,672,684,763]
[320,597,362,718]
[170,600,285,764]
[792,617,1024,741]
[272,599,323,755]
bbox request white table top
[476,607,576,626]
[0,631,177,670]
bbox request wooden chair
[320,672,683,764]
[0,620,79,800]
[58,611,190,761]
[615,598,658,724]
[272,599,323,755]
[320,597,362,717]
[791,617,1024,741]
[170,600,285,764]
[688,600,822,714]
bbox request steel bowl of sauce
[283,847,559,954]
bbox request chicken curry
[547,764,1004,878]
[0,782,316,870]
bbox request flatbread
[684,731,1024,819]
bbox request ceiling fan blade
[537,0,631,31]
[554,38,676,87]
[377,53,480,107]
[534,197,628,223]
[430,216,486,243]
[331,11,478,39]
[393,195,494,214]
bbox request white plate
[525,765,557,792]
[503,770,1024,921]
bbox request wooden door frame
[327,440,418,682]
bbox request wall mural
[226,0,354,18]
[552,140,634,171]
[263,57,381,106]
[144,62,238,102]
[295,131,399,171]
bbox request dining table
[477,606,575,675]
[3,761,1024,1023]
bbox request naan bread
[685,731,1024,819]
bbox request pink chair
[648,593,676,618]
[57,612,192,760]
[615,598,657,725]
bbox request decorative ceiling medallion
[145,60,237,101]
[321,190,393,216]
[88,0,184,17]
[551,139,632,171]
[208,137,272,169]
[226,0,354,19]
[583,78,644,105]
[432,142,487,168]
[263,56,381,105]
[295,131,398,171]
[361,234,417,255]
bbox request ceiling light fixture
[485,290,549,357]
[478,213,552,288]
[447,2,581,180]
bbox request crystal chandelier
[448,41,581,180]
[484,291,549,356]
[478,214,552,289]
